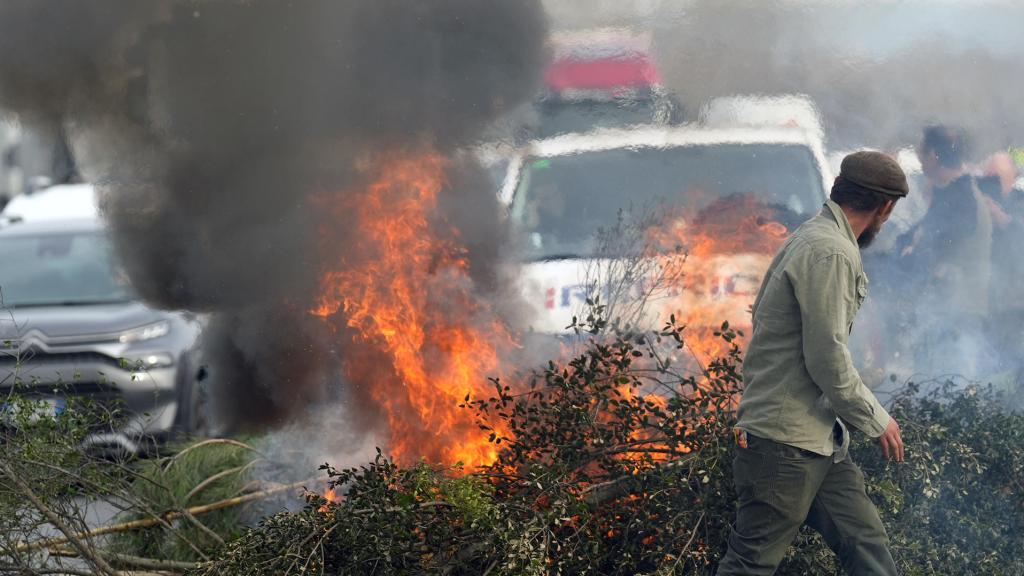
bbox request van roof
[522,125,824,158]
[499,125,831,206]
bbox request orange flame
[318,486,342,513]
[323,487,340,503]
[313,149,514,469]
[614,383,681,464]
[308,155,787,474]
[648,194,789,363]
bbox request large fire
[312,150,515,469]
[647,194,790,364]
[310,158,789,473]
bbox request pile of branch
[190,321,746,575]
[0,437,317,576]
[185,331,1024,575]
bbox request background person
[898,125,994,377]
[979,152,1024,387]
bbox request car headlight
[118,321,171,344]
[120,352,176,370]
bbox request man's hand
[878,417,904,462]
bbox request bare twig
[184,460,260,504]
[670,511,705,572]
[15,458,174,521]
[125,499,210,562]
[481,557,500,576]
[0,459,118,576]
[12,479,311,554]
[166,439,264,470]
[0,564,96,576]
[48,546,199,572]
[180,510,226,548]
[299,525,335,575]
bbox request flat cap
[839,151,909,198]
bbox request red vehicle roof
[544,55,661,93]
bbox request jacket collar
[821,199,859,249]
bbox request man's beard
[858,217,883,248]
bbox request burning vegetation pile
[186,325,1024,576]
[2,2,1024,575]
[1,326,1021,575]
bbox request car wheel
[175,356,211,438]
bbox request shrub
[0,380,136,574]
[191,322,1024,575]
[851,381,1024,575]
[0,377,271,572]
[111,439,263,562]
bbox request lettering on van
[544,272,760,310]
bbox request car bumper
[0,357,181,450]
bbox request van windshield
[509,143,825,260]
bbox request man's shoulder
[786,218,858,265]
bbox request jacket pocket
[850,274,869,331]
[855,274,869,309]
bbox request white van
[502,125,831,341]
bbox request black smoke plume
[0,0,548,430]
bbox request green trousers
[716,434,897,575]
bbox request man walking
[717,151,907,575]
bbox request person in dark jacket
[898,126,993,376]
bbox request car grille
[3,380,121,400]
[0,351,122,369]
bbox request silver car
[0,218,206,453]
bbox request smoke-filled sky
[0,0,547,432]
[1,0,1021,434]
[546,0,1024,56]
[548,0,1024,151]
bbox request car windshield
[509,143,825,260]
[0,230,131,307]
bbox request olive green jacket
[736,200,890,457]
